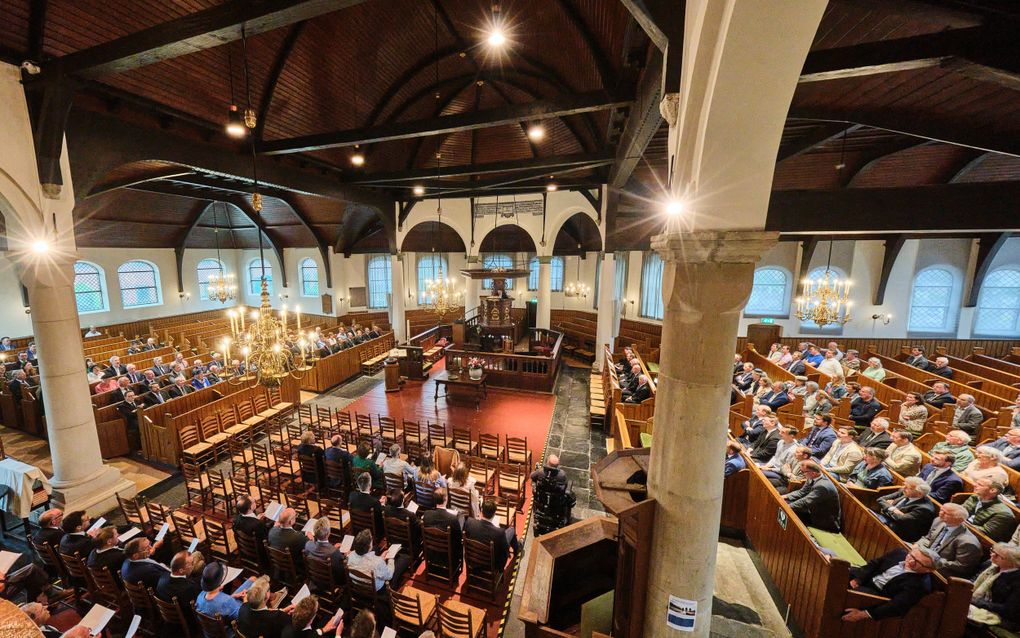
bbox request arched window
[483,253,514,290]
[528,256,540,291]
[908,267,955,332]
[73,261,108,314]
[196,258,224,301]
[974,268,1020,337]
[248,258,273,296]
[799,266,846,332]
[525,256,564,291]
[367,255,392,308]
[417,253,448,304]
[299,258,320,297]
[640,252,664,320]
[117,260,162,308]
[745,267,789,316]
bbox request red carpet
[341,360,557,636]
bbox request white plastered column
[390,254,406,342]
[463,255,481,314]
[536,256,552,330]
[594,252,616,369]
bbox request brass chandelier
[208,203,237,304]
[794,241,852,328]
[423,264,462,319]
[564,252,590,299]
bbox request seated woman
[961,446,1009,485]
[969,543,1020,631]
[847,448,894,489]
[86,364,104,384]
[195,561,255,623]
[93,376,120,394]
[861,357,886,382]
[448,463,480,518]
[351,441,384,490]
[897,392,929,435]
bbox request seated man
[875,477,937,542]
[530,454,567,489]
[849,386,882,427]
[32,508,64,550]
[950,393,983,435]
[842,546,937,622]
[905,346,929,369]
[929,430,975,471]
[324,435,352,490]
[349,471,385,537]
[87,527,125,576]
[233,495,269,565]
[168,376,194,398]
[345,528,409,593]
[59,510,97,558]
[916,502,983,578]
[156,550,204,604]
[381,443,417,490]
[800,414,837,459]
[884,430,922,477]
[237,576,292,638]
[820,427,864,481]
[929,356,953,379]
[758,425,799,470]
[121,537,170,590]
[19,602,61,638]
[917,451,964,503]
[304,518,347,583]
[737,404,772,446]
[382,488,422,549]
[987,427,1020,470]
[923,381,956,409]
[624,375,651,403]
[621,364,642,397]
[857,417,892,449]
[757,381,791,412]
[464,498,520,568]
[422,488,464,560]
[847,448,894,489]
[267,508,309,569]
[804,345,824,367]
[783,461,841,532]
[962,478,1018,542]
[747,416,780,463]
[724,441,746,477]
[969,543,1020,632]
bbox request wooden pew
[300,332,395,392]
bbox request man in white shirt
[345,529,408,591]
[817,349,845,384]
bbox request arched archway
[399,221,467,254]
[477,224,538,257]
[552,212,602,256]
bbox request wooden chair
[384,471,406,494]
[219,407,251,445]
[464,538,507,601]
[30,536,70,587]
[193,604,230,638]
[388,585,438,636]
[182,463,209,511]
[170,509,204,548]
[498,462,527,510]
[117,492,147,526]
[304,553,343,613]
[154,595,195,638]
[403,419,428,460]
[346,567,381,618]
[198,415,230,462]
[299,404,316,428]
[379,415,403,448]
[336,409,354,440]
[284,422,303,448]
[250,444,275,479]
[60,551,92,592]
[145,500,173,533]
[317,498,350,541]
[505,435,532,468]
[414,478,438,510]
[448,487,473,518]
[452,426,476,456]
[324,457,350,503]
[478,433,503,462]
[297,453,324,494]
[89,565,128,612]
[355,413,375,440]
[265,543,302,588]
[237,400,266,439]
[422,526,462,585]
[179,422,214,467]
[437,599,486,638]
[384,515,422,568]
[228,436,254,478]
[316,405,335,431]
[428,421,449,449]
[268,387,294,417]
[206,469,235,518]
[123,580,161,636]
[467,456,496,496]
[493,495,518,531]
[203,518,236,564]
[350,507,379,539]
[233,527,266,574]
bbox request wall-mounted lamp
[871,313,892,326]
[179,292,191,301]
[279,293,289,301]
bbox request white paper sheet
[188,538,200,553]
[384,544,402,560]
[301,518,317,533]
[264,501,284,521]
[492,514,502,528]
[154,522,170,542]
[405,501,419,514]
[0,551,19,575]
[375,453,386,465]
[339,534,354,553]
[381,628,397,638]
[124,615,142,638]
[291,583,311,606]
[86,517,106,534]
[224,566,243,584]
[79,604,115,635]
[119,527,142,543]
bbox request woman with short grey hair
[968,542,1020,630]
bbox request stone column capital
[466,255,480,264]
[651,230,778,265]
[536,255,554,264]
[659,92,680,126]
[18,253,76,290]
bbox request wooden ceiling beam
[776,123,857,162]
[253,22,307,143]
[28,0,369,84]
[174,201,216,294]
[275,194,333,288]
[344,151,614,184]
[224,196,290,288]
[552,0,617,91]
[260,91,630,155]
[873,235,906,305]
[767,182,1020,233]
[966,232,1013,307]
[609,50,662,189]
[842,138,930,187]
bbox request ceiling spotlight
[30,239,50,254]
[487,28,506,47]
[546,183,558,192]
[225,105,246,138]
[413,185,426,196]
[351,145,365,167]
[665,199,686,216]
[527,125,545,141]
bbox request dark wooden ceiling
[3,0,1019,255]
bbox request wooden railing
[299,332,395,393]
[445,329,562,392]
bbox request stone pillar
[390,254,406,342]
[536,256,552,330]
[595,252,616,369]
[22,255,136,514]
[642,231,777,638]
[464,255,481,317]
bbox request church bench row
[888,347,1020,404]
[937,349,1020,388]
[737,337,1018,361]
[600,345,656,447]
[970,349,1020,376]
[0,387,45,437]
[721,451,971,638]
[299,332,396,393]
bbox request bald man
[267,507,308,568]
[530,454,567,490]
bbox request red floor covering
[342,360,557,636]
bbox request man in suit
[151,356,171,377]
[295,430,325,489]
[733,363,756,392]
[143,383,171,406]
[783,461,842,532]
[268,508,309,568]
[923,381,956,409]
[124,364,144,384]
[875,477,938,542]
[624,375,651,403]
[103,355,127,378]
[121,537,170,590]
[465,498,519,569]
[19,602,62,638]
[962,478,1017,542]
[206,365,223,384]
[747,417,780,463]
[423,487,465,560]
[917,451,965,503]
[800,414,838,459]
[857,417,893,449]
[59,510,97,558]
[841,546,936,621]
[368,325,382,339]
[915,503,983,578]
[168,376,194,398]
[155,550,204,604]
[929,356,953,378]
[233,495,270,565]
[757,381,791,412]
[620,364,642,397]
[988,428,1020,470]
[117,391,143,429]
[7,370,28,406]
[530,455,568,490]
[236,576,292,638]
[738,404,772,446]
[0,336,11,351]
[849,386,882,427]
[144,337,159,351]
[950,393,983,435]
[905,346,929,369]
[971,543,1020,630]
[381,488,422,550]
[724,441,747,477]
[820,427,864,481]
[87,527,125,576]
[788,352,807,376]
[32,509,64,550]
[324,435,352,491]
[349,472,385,537]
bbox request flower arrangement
[467,356,484,370]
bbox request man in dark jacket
[874,477,938,542]
[922,381,956,409]
[748,418,780,463]
[233,495,270,565]
[236,576,292,638]
[381,489,421,549]
[464,498,518,568]
[59,510,96,559]
[348,472,385,537]
[87,527,126,576]
[917,452,964,503]
[783,461,841,532]
[267,508,309,569]
[422,488,464,561]
[156,550,204,604]
[624,375,651,403]
[971,543,1020,631]
[849,386,882,427]
[842,546,936,621]
[121,537,170,590]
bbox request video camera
[532,464,576,536]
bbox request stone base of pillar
[49,465,137,517]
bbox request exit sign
[760,318,775,325]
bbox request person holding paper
[349,472,384,538]
[465,498,520,568]
[345,529,410,594]
[283,595,343,638]
[237,576,293,638]
[156,550,204,609]
[121,537,170,590]
[32,508,64,550]
[295,431,326,489]
[324,436,353,491]
[382,488,422,549]
[0,551,61,605]
[87,527,126,576]
[269,509,310,570]
[304,518,347,583]
[196,562,251,622]
[352,441,384,490]
[422,488,464,564]
[59,510,97,558]
[382,444,417,491]
[233,495,271,564]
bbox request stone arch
[550,211,602,255]
[399,221,467,254]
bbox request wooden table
[434,371,488,408]
[0,598,43,637]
